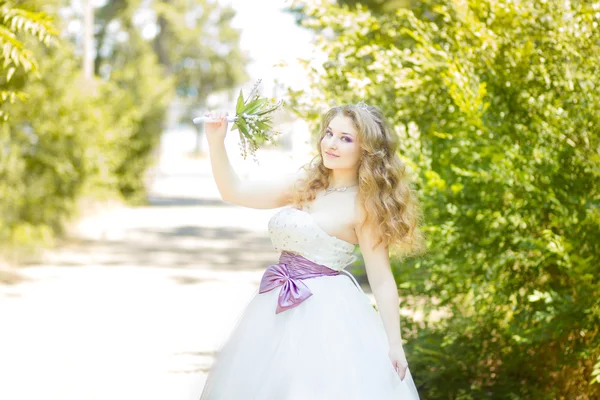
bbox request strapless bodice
[267,207,357,271]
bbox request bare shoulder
[354,200,387,254]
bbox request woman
[200,103,424,399]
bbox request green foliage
[289,0,600,398]
[0,0,58,120]
[0,1,172,253]
[0,42,133,249]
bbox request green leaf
[256,120,271,131]
[235,89,245,114]
[255,103,281,116]
[242,98,267,114]
[236,117,250,137]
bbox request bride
[199,102,423,399]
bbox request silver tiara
[355,101,374,117]
[356,101,369,111]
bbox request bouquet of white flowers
[193,80,282,160]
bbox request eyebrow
[326,126,354,137]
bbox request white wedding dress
[199,206,420,399]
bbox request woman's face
[320,115,361,170]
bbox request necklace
[324,184,358,196]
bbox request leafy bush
[1,43,136,249]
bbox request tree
[0,0,57,120]
[288,1,600,398]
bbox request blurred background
[0,0,599,399]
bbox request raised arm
[205,112,304,210]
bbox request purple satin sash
[259,251,340,314]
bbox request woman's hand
[388,343,409,381]
[204,110,229,145]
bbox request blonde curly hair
[290,103,426,257]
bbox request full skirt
[199,272,420,400]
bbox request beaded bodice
[267,207,357,271]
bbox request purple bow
[259,251,340,314]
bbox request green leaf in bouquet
[256,120,271,131]
[242,98,267,114]
[235,89,245,114]
[255,102,281,116]
[254,135,268,146]
[236,117,250,137]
